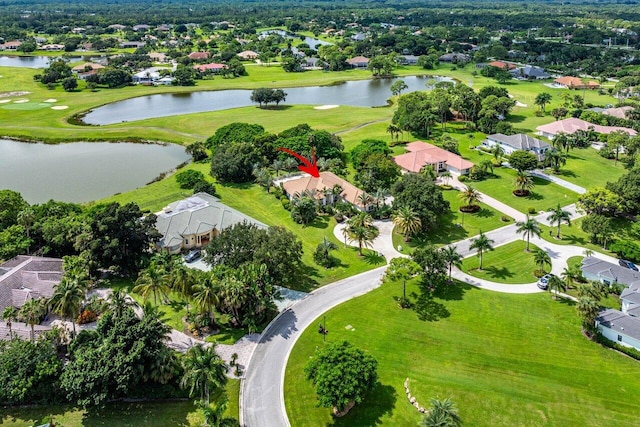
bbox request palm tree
[169,262,195,313]
[133,261,170,306]
[534,92,552,112]
[218,276,246,325]
[345,212,379,256]
[180,343,228,406]
[547,204,572,239]
[192,271,222,329]
[252,167,274,193]
[513,171,535,196]
[469,231,494,271]
[439,171,452,186]
[515,215,541,252]
[2,306,18,339]
[548,274,566,299]
[198,393,237,427]
[386,124,400,143]
[533,248,552,274]
[108,288,135,318]
[392,207,422,241]
[17,207,35,254]
[491,144,505,164]
[271,159,285,177]
[49,273,86,337]
[479,159,494,175]
[577,297,600,329]
[18,298,46,342]
[441,246,463,282]
[357,192,374,211]
[420,164,437,181]
[459,185,482,210]
[373,187,389,209]
[544,149,567,173]
[421,398,462,427]
[384,257,421,307]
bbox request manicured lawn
[462,240,541,283]
[392,187,511,253]
[101,163,384,290]
[549,147,627,190]
[285,280,640,426]
[538,216,630,257]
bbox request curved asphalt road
[241,266,387,427]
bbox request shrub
[594,332,640,361]
[76,309,97,324]
[458,175,468,182]
[192,180,217,196]
[610,239,640,263]
[501,215,510,222]
[281,198,291,211]
[528,207,537,214]
[334,212,344,223]
[176,170,206,189]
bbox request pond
[0,55,81,68]
[83,75,452,125]
[0,139,189,204]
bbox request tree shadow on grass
[329,383,397,426]
[82,401,191,427]
[410,290,450,322]
[434,281,471,301]
[526,192,543,201]
[508,114,527,123]
[309,216,329,229]
[482,266,515,281]
[293,263,321,292]
[362,251,386,265]
[555,169,578,178]
[475,208,495,218]
[556,296,576,306]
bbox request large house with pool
[154,193,267,254]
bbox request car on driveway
[184,249,201,263]
[618,259,638,271]
[537,274,553,290]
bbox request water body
[84,75,452,125]
[0,55,81,68]
[0,139,189,203]
[260,30,333,50]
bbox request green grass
[101,163,384,290]
[392,187,511,253]
[0,379,240,426]
[285,280,640,426]
[548,147,627,190]
[462,240,540,283]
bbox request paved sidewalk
[531,169,587,194]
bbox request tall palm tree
[271,159,285,177]
[421,398,462,427]
[49,273,86,337]
[469,231,494,271]
[392,207,422,241]
[459,185,482,210]
[548,275,566,299]
[544,149,567,173]
[218,276,246,325]
[420,164,437,181]
[345,212,379,256]
[180,343,228,406]
[513,171,535,196]
[357,192,374,211]
[2,306,18,339]
[534,92,552,112]
[439,171,452,186]
[17,207,35,254]
[198,393,236,427]
[18,298,46,342]
[515,215,541,252]
[441,246,463,282]
[547,204,572,239]
[192,270,222,328]
[386,124,399,142]
[533,248,552,274]
[169,262,195,310]
[373,187,389,209]
[108,288,134,318]
[491,144,505,164]
[133,261,170,306]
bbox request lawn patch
[462,240,540,283]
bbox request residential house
[0,41,22,50]
[351,32,367,41]
[133,24,151,32]
[536,117,637,139]
[193,63,227,74]
[40,44,65,51]
[487,60,517,70]
[580,256,640,288]
[154,193,267,254]
[484,133,551,160]
[280,171,371,211]
[0,256,63,341]
[148,52,168,63]
[188,51,210,61]
[72,62,104,74]
[595,308,640,351]
[602,106,634,120]
[554,76,600,90]
[108,24,127,31]
[132,68,161,84]
[621,283,640,317]
[438,52,470,63]
[157,76,175,86]
[347,56,370,68]
[120,41,146,49]
[394,141,474,175]
[510,65,550,80]
[303,57,323,70]
[237,50,258,60]
[400,55,420,65]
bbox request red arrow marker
[276,147,321,178]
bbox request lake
[0,55,81,68]
[0,139,189,204]
[83,75,451,125]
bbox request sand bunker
[515,101,528,107]
[44,98,57,103]
[314,104,339,110]
[0,91,30,98]
[0,99,10,104]
[14,99,29,104]
[51,105,69,110]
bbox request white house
[484,133,551,160]
[154,193,266,254]
[596,308,640,351]
[581,257,640,288]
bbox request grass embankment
[285,280,640,426]
[461,240,540,283]
[1,379,239,427]
[392,187,510,253]
[101,162,384,290]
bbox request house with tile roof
[237,50,258,60]
[601,106,634,120]
[193,63,227,73]
[188,51,210,60]
[484,133,551,160]
[393,141,474,175]
[0,256,63,340]
[154,193,266,254]
[554,76,600,89]
[536,117,637,139]
[347,56,370,68]
[280,172,370,211]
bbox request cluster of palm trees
[342,211,380,256]
[2,263,91,342]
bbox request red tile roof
[394,141,474,173]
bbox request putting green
[1,102,51,111]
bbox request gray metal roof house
[484,133,551,160]
[596,308,640,351]
[581,257,640,288]
[154,193,266,254]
